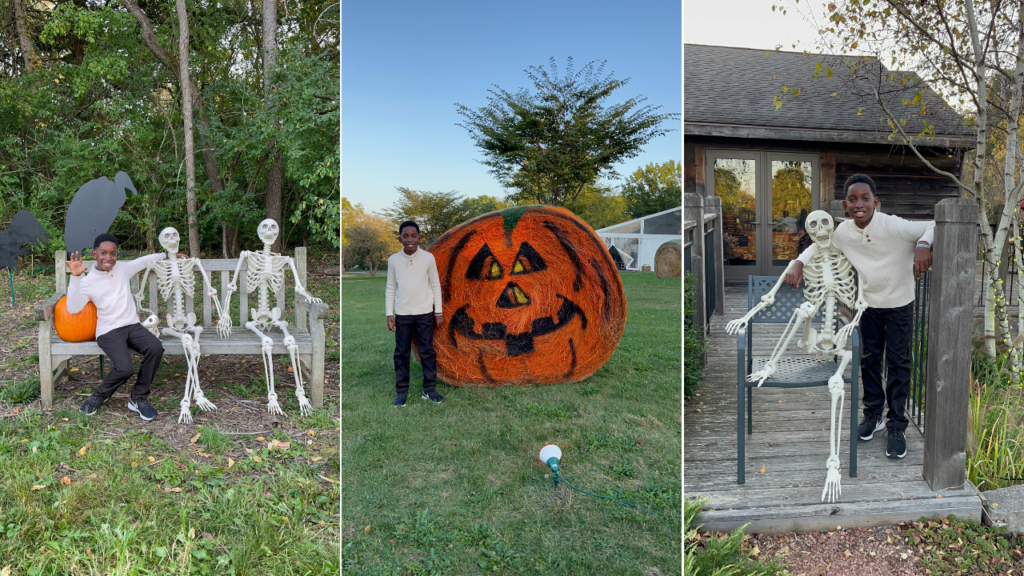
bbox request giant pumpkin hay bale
[655,240,682,279]
[429,206,627,386]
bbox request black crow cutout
[64,171,138,256]
[0,210,52,272]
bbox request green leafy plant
[684,497,787,576]
[685,272,705,399]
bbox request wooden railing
[684,193,725,332]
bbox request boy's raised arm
[121,252,166,276]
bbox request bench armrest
[298,298,330,320]
[35,292,65,322]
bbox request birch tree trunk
[177,0,200,258]
[13,0,37,72]
[263,0,283,253]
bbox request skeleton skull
[805,210,834,250]
[159,227,180,253]
[258,219,279,246]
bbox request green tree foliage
[462,195,513,219]
[383,188,473,245]
[770,162,811,220]
[455,57,679,207]
[621,160,682,218]
[0,1,338,259]
[343,213,400,277]
[570,184,629,230]
[684,272,704,400]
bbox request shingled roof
[684,44,974,147]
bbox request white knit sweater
[385,248,443,316]
[796,212,934,309]
[66,253,166,337]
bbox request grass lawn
[0,258,341,575]
[341,273,682,576]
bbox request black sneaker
[394,393,407,407]
[421,390,445,404]
[79,392,105,416]
[858,415,885,441]
[886,428,907,458]
[128,398,158,421]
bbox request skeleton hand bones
[725,262,796,336]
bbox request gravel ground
[746,524,927,575]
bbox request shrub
[684,497,787,576]
[685,272,705,399]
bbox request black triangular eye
[466,244,503,280]
[510,242,547,275]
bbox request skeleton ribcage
[156,259,198,299]
[244,252,288,295]
[801,251,857,309]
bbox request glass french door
[707,150,819,281]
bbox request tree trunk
[222,223,239,259]
[177,0,199,258]
[263,0,283,253]
[13,0,37,72]
[120,0,230,254]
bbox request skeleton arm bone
[285,258,322,304]
[837,274,868,341]
[725,262,796,335]
[193,259,226,321]
[217,252,249,337]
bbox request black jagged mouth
[448,295,587,357]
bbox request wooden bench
[34,248,329,410]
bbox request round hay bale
[428,206,627,386]
[655,240,682,279]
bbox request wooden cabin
[684,44,975,281]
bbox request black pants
[94,323,164,402]
[860,303,914,432]
[394,313,437,396]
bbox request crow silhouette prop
[0,211,51,272]
[64,172,138,256]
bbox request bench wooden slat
[52,331,315,355]
[203,276,212,326]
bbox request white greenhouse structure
[595,206,682,271]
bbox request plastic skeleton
[134,228,226,424]
[725,210,868,503]
[217,219,322,416]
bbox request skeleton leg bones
[163,328,196,424]
[822,349,852,503]
[274,318,313,416]
[245,322,281,415]
[188,326,216,412]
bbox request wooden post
[923,198,978,491]
[295,247,307,332]
[820,152,835,206]
[685,193,706,328]
[55,250,66,295]
[706,195,725,315]
[53,250,68,382]
[695,146,706,196]
[39,315,53,408]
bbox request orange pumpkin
[54,296,97,342]
[429,206,626,386]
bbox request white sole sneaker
[127,401,156,421]
[859,419,885,441]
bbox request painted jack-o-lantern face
[429,206,627,386]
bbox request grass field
[341,273,682,576]
[0,258,341,575]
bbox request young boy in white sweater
[69,233,186,421]
[386,221,445,407]
[786,174,934,459]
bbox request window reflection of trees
[715,159,757,264]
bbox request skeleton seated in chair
[725,210,867,503]
[134,228,226,424]
[217,219,322,416]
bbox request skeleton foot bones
[723,211,867,502]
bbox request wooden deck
[684,284,983,534]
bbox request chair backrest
[747,275,823,324]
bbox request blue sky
[342,0,682,214]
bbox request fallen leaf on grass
[252,455,262,462]
[12,408,18,414]
[227,458,234,468]
[268,440,290,451]
[190,432,200,444]
[61,418,68,422]
[288,367,293,373]
[282,516,290,524]
[2,565,10,576]
[163,486,182,493]
[307,430,316,436]
[31,485,45,490]
[77,443,91,456]
[31,446,36,453]
[844,549,852,557]
[256,437,265,442]
[364,525,370,533]
[131,461,137,467]
[197,451,211,458]
[310,457,322,462]
[750,545,759,556]
[147,456,155,463]
[60,476,71,486]
[70,367,79,372]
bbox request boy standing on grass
[386,221,445,407]
[786,174,934,459]
[69,233,187,421]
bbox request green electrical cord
[553,470,682,519]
